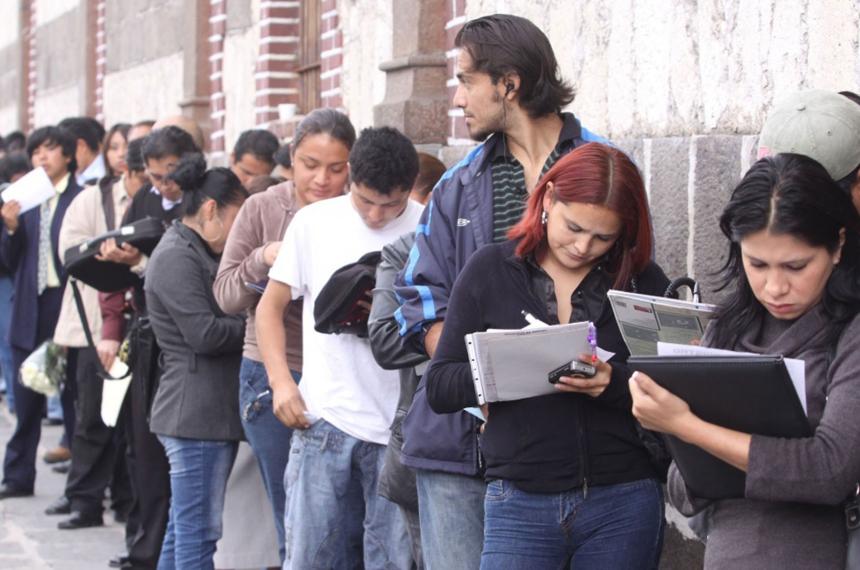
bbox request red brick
[262,22,299,37]
[255,76,299,91]
[322,52,343,70]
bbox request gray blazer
[145,221,246,441]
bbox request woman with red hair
[425,142,669,569]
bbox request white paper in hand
[0,167,56,214]
[100,360,132,427]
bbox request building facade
[1,1,858,567]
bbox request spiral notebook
[466,321,595,405]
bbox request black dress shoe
[108,553,130,568]
[0,484,33,500]
[51,461,70,474]
[57,510,103,530]
[44,495,71,515]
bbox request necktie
[37,200,52,295]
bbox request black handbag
[63,216,165,292]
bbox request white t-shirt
[269,194,424,444]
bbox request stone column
[179,0,211,149]
[373,0,448,146]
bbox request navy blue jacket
[393,114,607,475]
[0,176,82,351]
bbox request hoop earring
[199,216,224,243]
[541,210,548,226]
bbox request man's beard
[467,93,507,141]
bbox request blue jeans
[416,469,486,570]
[480,478,665,569]
[239,358,299,563]
[157,435,238,570]
[284,419,412,569]
[0,275,14,413]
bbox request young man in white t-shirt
[257,127,423,569]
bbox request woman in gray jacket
[630,154,860,569]
[144,154,248,570]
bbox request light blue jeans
[239,358,299,563]
[283,419,412,569]
[0,275,14,413]
[415,469,486,570]
[157,435,238,570]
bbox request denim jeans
[0,275,14,413]
[480,477,665,570]
[283,419,412,570]
[415,469,486,570]
[157,435,238,570]
[239,357,299,563]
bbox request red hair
[508,142,653,289]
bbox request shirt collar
[489,112,581,163]
[54,173,71,194]
[76,154,106,186]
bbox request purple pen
[587,322,598,365]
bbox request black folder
[63,217,166,292]
[628,355,811,500]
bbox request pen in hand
[587,322,598,365]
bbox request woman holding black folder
[630,153,860,569]
[425,143,670,569]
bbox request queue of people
[0,11,859,570]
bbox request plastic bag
[19,341,66,396]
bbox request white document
[0,167,55,214]
[656,342,807,415]
[467,321,613,405]
[608,290,717,356]
[100,360,132,427]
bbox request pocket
[485,479,512,502]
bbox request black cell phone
[548,360,597,384]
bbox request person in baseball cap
[758,89,860,211]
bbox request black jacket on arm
[425,239,670,493]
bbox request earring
[200,216,224,243]
[540,210,548,225]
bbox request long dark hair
[710,153,860,348]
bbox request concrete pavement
[0,406,125,570]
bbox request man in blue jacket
[394,13,607,568]
[0,125,83,499]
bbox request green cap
[758,89,860,181]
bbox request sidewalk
[0,406,125,570]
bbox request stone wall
[104,0,185,73]
[0,0,21,133]
[339,0,392,131]
[463,0,860,139]
[99,0,186,126]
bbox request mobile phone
[548,360,597,384]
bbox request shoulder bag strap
[69,279,129,380]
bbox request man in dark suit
[0,125,83,499]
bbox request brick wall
[254,0,300,128]
[93,0,106,122]
[319,0,342,109]
[24,0,36,131]
[209,0,226,156]
[444,0,468,145]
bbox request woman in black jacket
[144,154,248,570]
[426,143,668,569]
